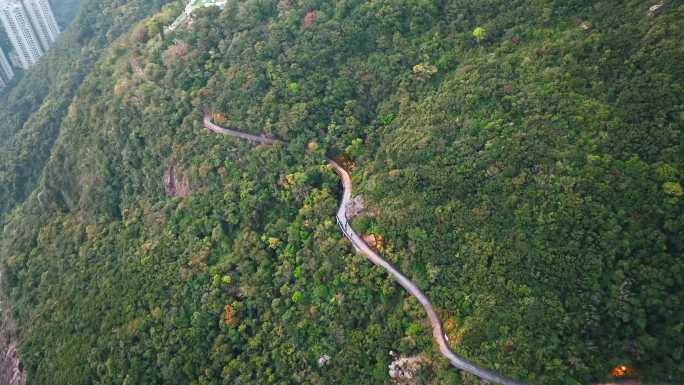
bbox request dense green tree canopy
[0,0,682,384]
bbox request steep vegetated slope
[0,1,682,385]
[0,0,172,381]
[356,1,684,382]
[52,0,84,27]
[0,0,175,219]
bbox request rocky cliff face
[0,272,25,385]
[0,341,24,385]
[163,166,191,197]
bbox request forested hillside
[0,0,175,219]
[1,1,682,384]
[51,0,83,27]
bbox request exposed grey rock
[388,355,426,383]
[0,274,25,385]
[318,354,330,368]
[163,165,191,197]
[648,2,665,16]
[345,196,365,218]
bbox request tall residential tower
[22,0,59,51]
[0,46,15,89]
[0,0,59,71]
[0,0,43,69]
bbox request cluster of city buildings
[0,0,60,90]
[167,0,227,32]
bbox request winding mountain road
[329,159,524,385]
[204,114,280,145]
[203,114,524,385]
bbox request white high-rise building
[22,0,59,51]
[0,46,14,88]
[0,0,44,69]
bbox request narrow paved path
[328,159,524,385]
[204,115,525,385]
[203,114,281,145]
